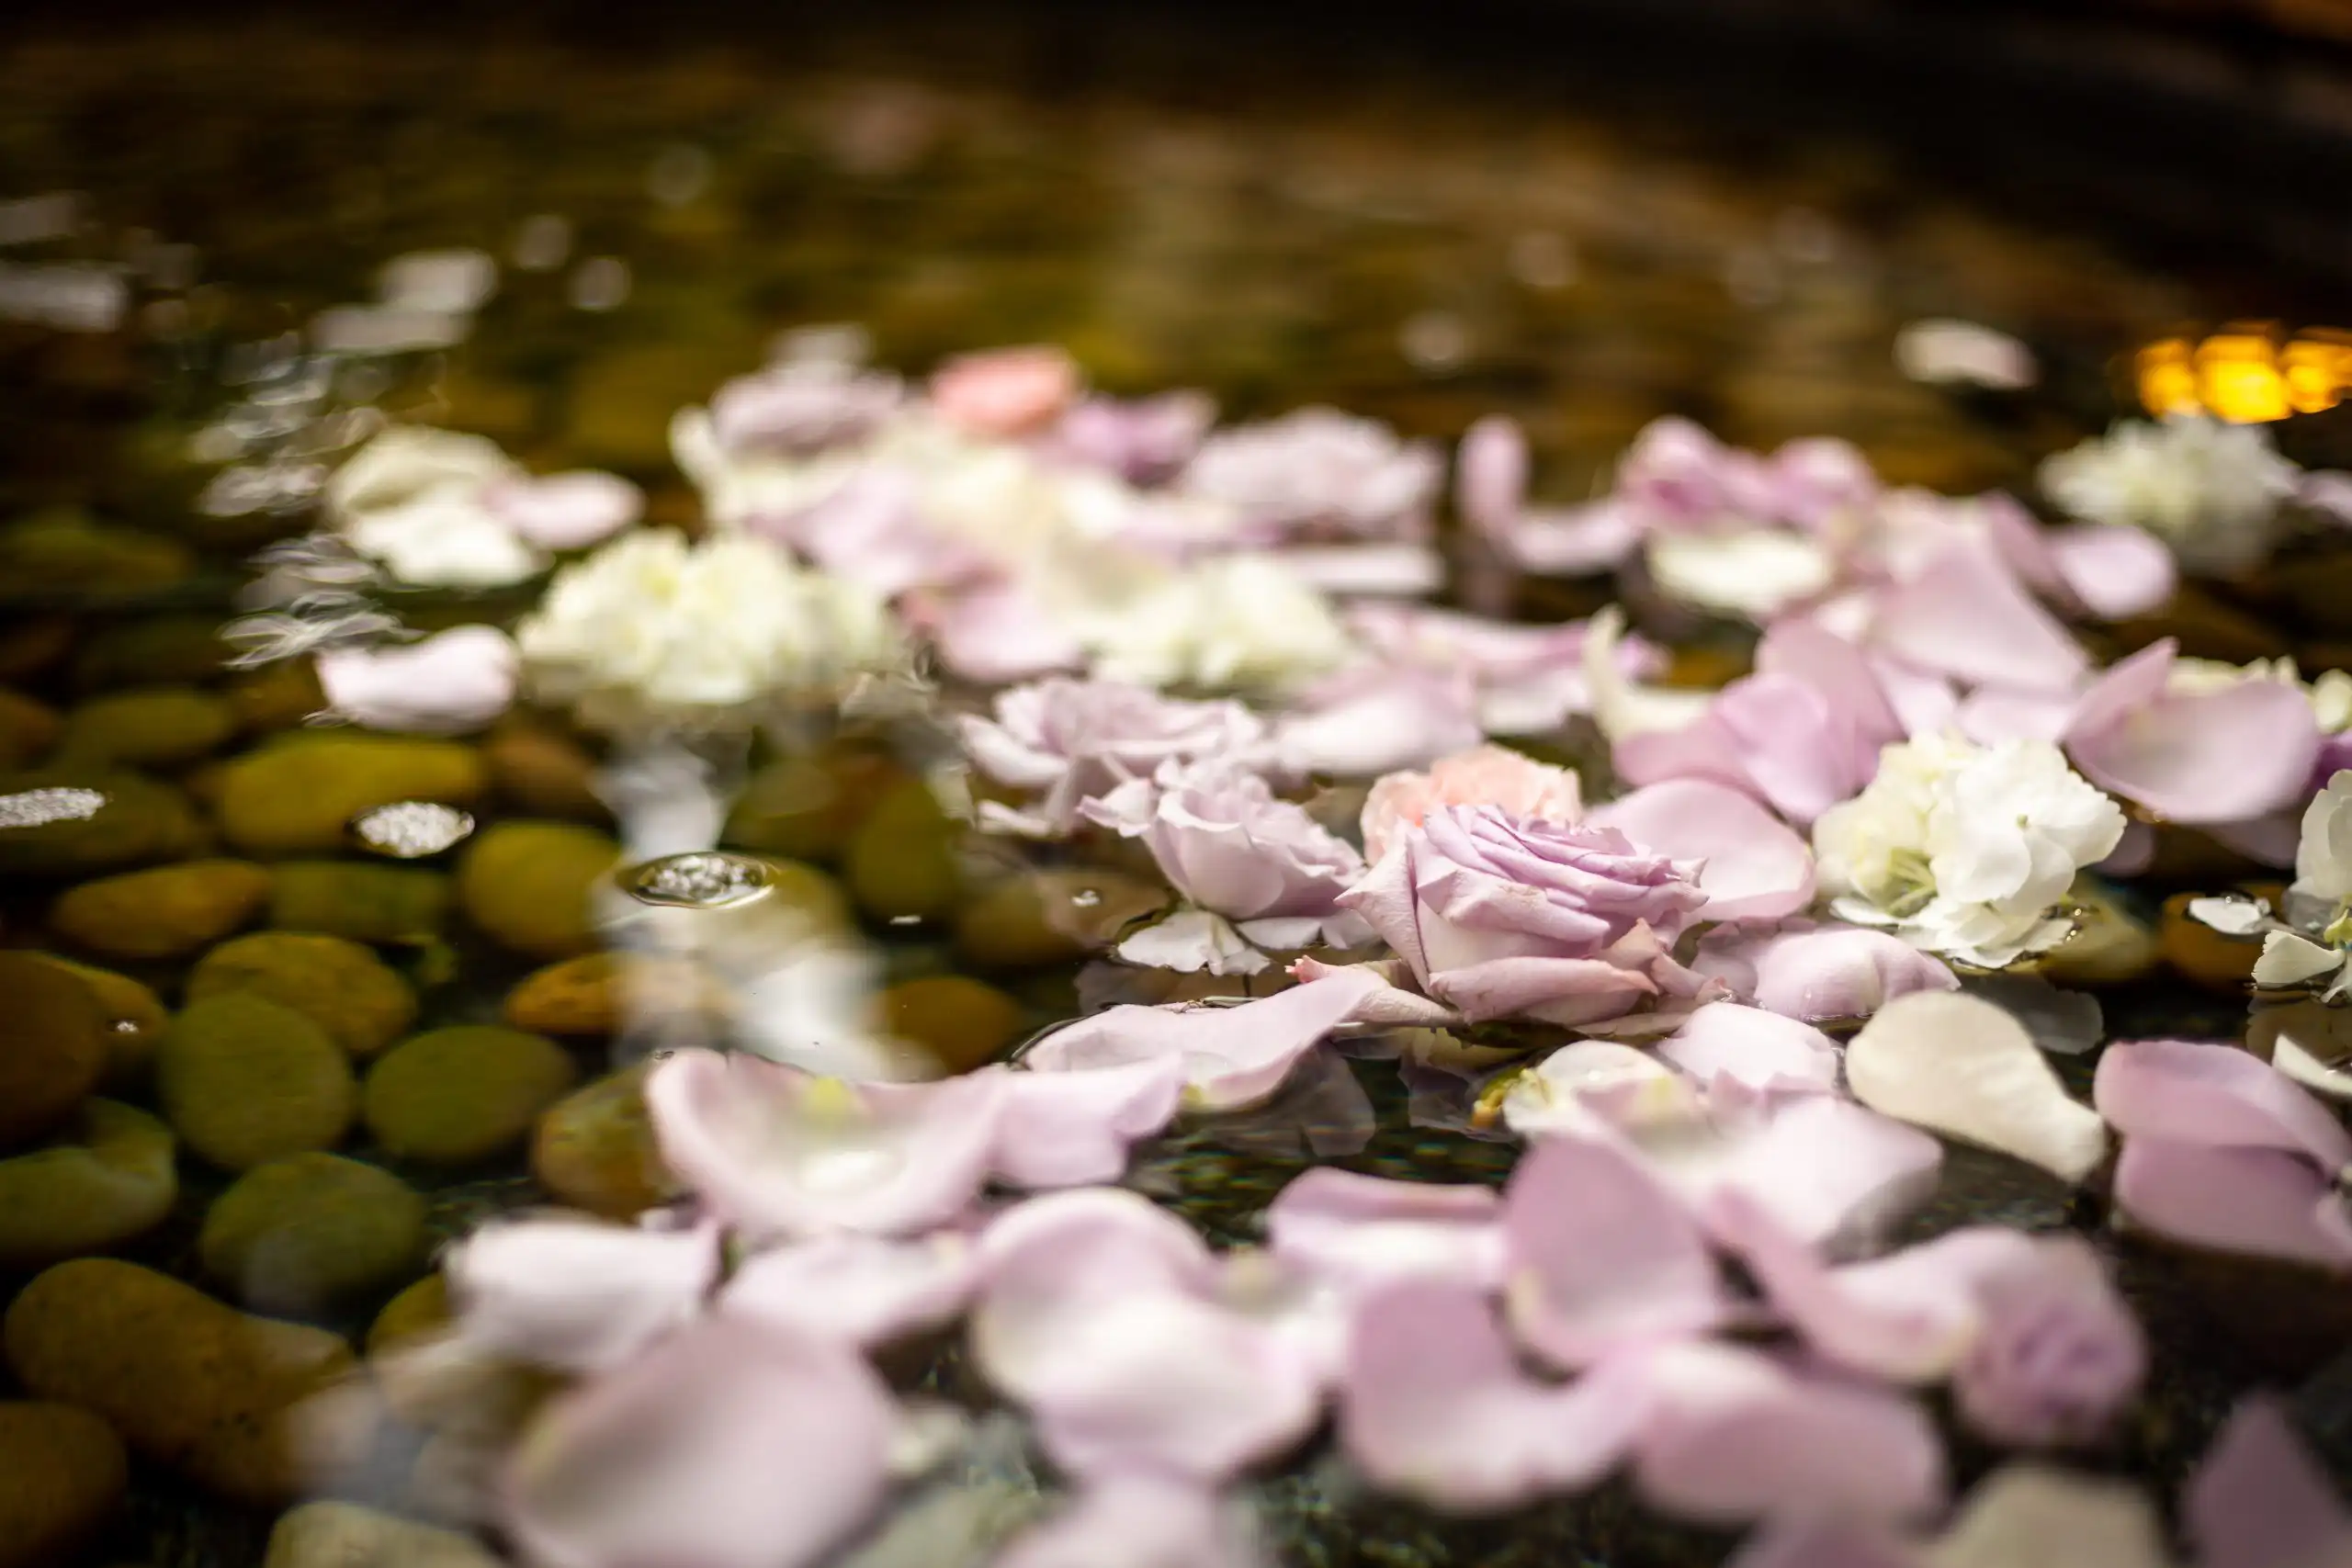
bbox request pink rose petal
[1694,920,1958,1024]
[488,470,643,550]
[1502,1135,1728,1368]
[1340,1279,1646,1513]
[991,1057,1190,1187]
[1592,780,1816,923]
[1867,534,2089,694]
[930,344,1081,436]
[645,1049,1006,1240]
[1630,1343,1948,1528]
[504,1315,898,1568]
[2112,1139,2352,1270]
[2094,1040,2352,1169]
[1020,965,1385,1111]
[719,1233,976,1349]
[2186,1396,2352,1568]
[1656,1002,1841,1099]
[1263,1168,1504,1292]
[445,1214,717,1373]
[316,625,518,735]
[2064,640,2321,826]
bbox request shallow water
[2,11,2349,1568]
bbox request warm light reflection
[2139,329,2352,423]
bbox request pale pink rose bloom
[1361,745,1583,863]
[928,344,1081,436]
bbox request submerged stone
[457,820,619,959]
[22,954,167,1089]
[54,685,236,768]
[365,1272,450,1358]
[199,1153,428,1315]
[503,951,729,1037]
[157,994,357,1172]
[264,1499,504,1568]
[0,768,201,876]
[187,931,419,1058]
[0,1100,176,1269]
[4,1258,356,1504]
[955,867,1168,970]
[0,1402,127,1568]
[49,857,272,960]
[531,1064,673,1219]
[845,777,963,924]
[0,511,193,601]
[724,740,909,863]
[217,734,487,856]
[881,975,1026,1074]
[268,861,450,944]
[363,1024,579,1166]
[0,687,61,767]
[0,953,107,1151]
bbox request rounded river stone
[5,1258,357,1504]
[157,994,356,1171]
[187,931,418,1057]
[363,1024,578,1166]
[0,953,107,1149]
[199,1153,427,1314]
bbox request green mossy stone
[0,688,61,767]
[456,820,618,960]
[72,615,228,690]
[217,734,487,857]
[724,742,909,864]
[954,867,1169,970]
[268,862,450,944]
[0,512,194,601]
[227,660,330,735]
[0,1100,177,1269]
[187,931,418,1058]
[364,1272,449,1358]
[50,858,272,960]
[198,1153,427,1314]
[3,1258,356,1504]
[844,777,963,924]
[0,953,108,1150]
[156,994,356,1172]
[531,1065,673,1219]
[53,686,236,769]
[0,768,203,877]
[880,975,1025,1073]
[481,716,608,822]
[362,1025,578,1167]
[21,955,166,1090]
[0,1402,127,1568]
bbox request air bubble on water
[1070,888,1102,908]
[571,256,631,311]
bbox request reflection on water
[0,11,2346,1568]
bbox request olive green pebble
[0,1402,128,1568]
[845,777,963,923]
[531,1064,673,1218]
[363,1025,578,1167]
[0,1100,177,1269]
[456,820,618,960]
[187,932,418,1058]
[22,955,166,1089]
[0,688,61,768]
[0,768,203,876]
[0,953,108,1150]
[54,687,237,769]
[72,614,229,690]
[0,511,194,601]
[157,994,356,1172]
[724,742,908,863]
[199,1153,426,1315]
[4,1258,358,1504]
[881,976,1026,1073]
[955,867,1169,970]
[50,858,272,960]
[268,862,450,943]
[216,734,488,857]
[365,1273,449,1358]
